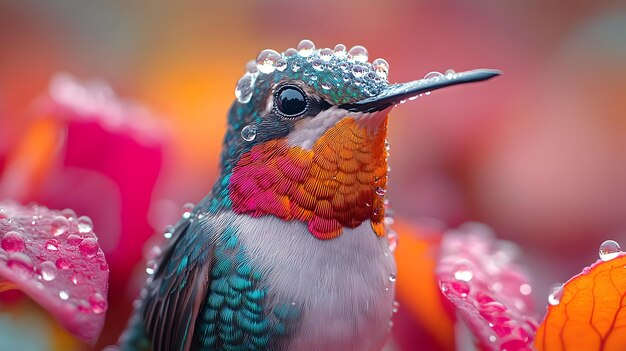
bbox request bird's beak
[340,69,501,113]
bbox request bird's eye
[275,85,308,118]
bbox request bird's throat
[228,117,389,239]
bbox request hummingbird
[118,39,499,351]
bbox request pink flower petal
[0,201,109,343]
[436,222,539,350]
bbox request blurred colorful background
[1,1,625,350]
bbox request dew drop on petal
[1,231,25,252]
[181,202,194,219]
[45,239,59,251]
[7,252,34,276]
[319,48,334,62]
[55,257,71,270]
[60,208,77,220]
[256,49,281,74]
[241,124,257,142]
[548,284,563,306]
[297,39,315,57]
[40,261,57,281]
[77,216,93,234]
[235,73,255,104]
[59,290,69,300]
[67,234,83,245]
[89,292,107,314]
[50,216,69,237]
[79,238,99,258]
[372,58,389,78]
[453,260,474,282]
[599,239,621,261]
[348,45,368,63]
[424,71,444,81]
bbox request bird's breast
[230,214,397,351]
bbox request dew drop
[181,202,194,219]
[392,301,400,313]
[372,58,389,78]
[241,124,257,142]
[352,64,366,78]
[445,69,456,79]
[67,234,83,246]
[79,238,99,258]
[55,257,71,270]
[333,44,347,59]
[77,216,93,234]
[319,48,334,62]
[284,48,297,57]
[89,292,107,314]
[59,290,69,300]
[297,39,315,57]
[50,216,69,237]
[291,61,301,72]
[424,71,444,81]
[7,252,34,276]
[276,59,288,72]
[60,208,77,220]
[311,58,324,71]
[1,231,25,252]
[388,273,397,282]
[387,230,398,253]
[145,259,157,275]
[348,45,368,63]
[453,260,474,282]
[45,239,59,251]
[256,49,281,74]
[599,239,621,261]
[163,225,174,239]
[321,83,332,90]
[548,284,563,306]
[40,261,57,281]
[375,187,386,196]
[235,73,255,104]
[520,283,532,296]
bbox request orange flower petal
[535,254,626,351]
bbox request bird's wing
[142,218,213,351]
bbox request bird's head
[208,40,499,240]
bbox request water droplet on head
[599,239,621,261]
[352,64,366,78]
[297,39,315,57]
[1,231,25,252]
[59,290,69,300]
[181,202,194,219]
[548,284,563,306]
[333,44,347,59]
[453,260,474,282]
[79,238,99,258]
[388,273,397,282]
[256,49,281,74]
[77,216,93,234]
[372,58,389,79]
[40,261,57,281]
[89,292,107,314]
[311,58,324,71]
[424,71,444,81]
[163,225,174,239]
[276,59,287,72]
[321,83,332,90]
[235,73,255,104]
[319,48,334,62]
[146,259,157,275]
[50,216,69,237]
[241,124,257,142]
[284,48,297,57]
[348,45,368,63]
